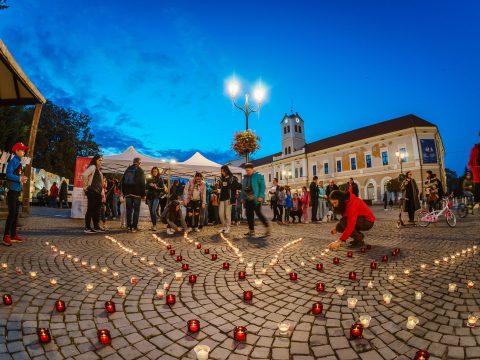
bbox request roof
[280,112,304,124]
[252,114,436,167]
[181,152,223,168]
[0,39,46,106]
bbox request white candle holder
[29,271,37,279]
[403,269,410,275]
[194,345,210,360]
[420,263,427,269]
[85,283,94,291]
[50,278,57,286]
[156,289,165,299]
[359,314,372,328]
[383,293,392,304]
[117,286,126,296]
[347,297,358,309]
[254,279,263,287]
[101,267,108,273]
[434,259,440,265]
[406,315,419,330]
[278,322,290,335]
[336,286,345,296]
[175,272,182,281]
[367,281,374,289]
[163,282,170,290]
[1,263,7,270]
[157,267,164,274]
[414,291,423,301]
[467,313,478,328]
[448,283,457,292]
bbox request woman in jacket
[284,189,293,223]
[218,165,240,234]
[146,167,165,231]
[82,155,104,233]
[164,200,188,235]
[301,186,310,223]
[183,172,207,232]
[401,171,420,222]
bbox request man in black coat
[309,176,319,221]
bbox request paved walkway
[0,206,479,360]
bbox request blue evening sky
[1,0,479,173]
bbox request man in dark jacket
[348,178,360,197]
[121,157,146,232]
[59,179,69,209]
[309,176,319,221]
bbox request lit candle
[382,255,388,262]
[347,251,353,258]
[112,271,119,278]
[448,283,457,292]
[360,247,366,253]
[278,322,290,335]
[105,301,116,313]
[194,345,210,360]
[1,263,7,270]
[30,271,37,278]
[239,258,244,264]
[140,257,146,261]
[347,297,358,309]
[37,328,51,344]
[359,314,371,328]
[167,244,172,250]
[233,326,247,342]
[420,263,427,269]
[176,255,183,262]
[204,249,210,254]
[170,249,175,256]
[90,265,97,271]
[166,294,176,305]
[333,257,340,265]
[316,263,324,271]
[238,271,246,280]
[163,282,170,290]
[414,350,430,360]
[81,261,87,267]
[148,261,154,266]
[434,259,440,265]
[404,269,410,275]
[261,268,267,274]
[289,272,298,281]
[443,257,449,262]
[73,257,79,263]
[175,272,182,281]
[388,275,395,281]
[348,271,357,280]
[415,291,423,301]
[189,275,197,284]
[336,286,345,296]
[370,262,377,270]
[117,286,126,296]
[85,283,94,291]
[182,264,189,271]
[188,319,200,333]
[406,316,419,330]
[130,276,137,284]
[55,299,66,312]
[285,267,291,274]
[98,329,111,345]
[467,247,472,252]
[383,293,392,304]
[101,267,108,273]
[60,251,65,257]
[49,278,57,286]
[196,243,202,249]
[15,267,22,275]
[157,267,164,274]
[2,294,13,305]
[316,282,325,292]
[67,255,72,259]
[156,288,165,299]
[243,290,253,301]
[367,281,374,289]
[300,261,305,266]
[350,323,363,339]
[467,280,475,289]
[311,302,323,315]
[254,279,263,287]
[467,313,478,327]
[223,262,230,270]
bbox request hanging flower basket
[231,130,260,157]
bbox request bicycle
[417,194,457,228]
[455,196,475,218]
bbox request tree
[0,0,9,10]
[386,178,402,193]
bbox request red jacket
[468,144,480,183]
[340,194,376,241]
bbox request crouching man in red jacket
[327,190,376,250]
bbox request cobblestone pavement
[0,206,479,360]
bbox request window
[284,127,286,134]
[399,146,408,162]
[294,125,298,132]
[285,147,288,155]
[350,155,357,171]
[298,126,302,133]
[287,125,290,133]
[276,172,278,179]
[336,159,342,173]
[381,150,389,165]
[288,146,291,154]
[324,162,329,174]
[269,174,271,182]
[280,171,283,180]
[295,168,298,178]
[300,167,304,177]
[312,165,317,176]
[365,154,372,168]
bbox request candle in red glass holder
[37,328,51,344]
[243,290,253,301]
[223,262,230,270]
[382,255,388,262]
[105,301,116,313]
[170,249,175,255]
[189,275,197,284]
[394,248,400,254]
[391,250,397,256]
[348,271,357,280]
[187,319,200,333]
[316,263,323,271]
[233,326,247,342]
[211,254,218,261]
[167,244,172,250]
[333,257,340,265]
[238,271,246,279]
[414,350,430,360]
[316,282,325,292]
[176,255,183,262]
[182,263,189,271]
[98,329,111,345]
[312,302,323,315]
[289,272,298,281]
[347,251,353,258]
[2,294,12,305]
[366,245,372,250]
[197,243,202,249]
[360,247,366,253]
[166,294,176,305]
[204,248,210,254]
[370,262,378,270]
[55,300,66,312]
[130,276,137,285]
[350,323,364,339]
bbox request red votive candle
[176,255,183,262]
[37,328,51,344]
[98,329,111,345]
[238,271,246,280]
[350,323,364,339]
[370,262,378,269]
[170,249,175,255]
[348,271,357,280]
[382,255,389,262]
[105,301,116,313]
[316,263,324,271]
[243,290,253,301]
[211,254,218,261]
[414,350,430,360]
[366,245,372,250]
[312,302,323,315]
[189,275,197,284]
[55,300,66,312]
[223,262,230,270]
[167,244,172,250]
[2,294,13,306]
[196,243,202,249]
[233,326,247,342]
[316,282,325,292]
[130,276,137,284]
[391,250,397,256]
[187,319,200,333]
[333,257,340,265]
[394,248,400,255]
[360,247,366,253]
[166,294,176,305]
[182,263,189,271]
[347,251,353,258]
[289,272,298,281]
[204,248,210,254]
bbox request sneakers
[151,225,157,231]
[244,230,255,237]
[166,228,174,235]
[131,228,138,233]
[95,228,106,233]
[11,234,23,243]
[187,227,193,233]
[224,227,230,234]
[3,235,12,246]
[218,228,225,234]
[194,227,200,233]
[127,227,132,232]
[84,228,96,234]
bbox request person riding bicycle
[463,172,474,205]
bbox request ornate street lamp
[282,170,292,185]
[395,150,407,175]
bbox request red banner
[74,157,91,188]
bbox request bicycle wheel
[417,210,430,227]
[446,210,457,227]
[457,204,468,218]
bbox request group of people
[35,180,69,208]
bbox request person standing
[183,172,207,232]
[401,171,420,222]
[210,185,220,225]
[121,157,146,232]
[309,176,319,221]
[301,186,310,223]
[463,172,474,204]
[218,165,239,234]
[82,154,104,233]
[468,135,480,205]
[269,178,279,221]
[348,178,359,197]
[59,179,68,208]
[318,180,327,221]
[146,167,164,231]
[424,170,438,211]
[241,163,269,236]
[49,182,59,208]
[326,180,339,220]
[284,188,293,223]
[110,179,121,219]
[3,142,28,246]
[277,186,286,224]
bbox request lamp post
[226,77,267,163]
[395,150,407,174]
[282,170,292,185]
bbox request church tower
[281,112,305,156]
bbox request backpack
[123,166,137,186]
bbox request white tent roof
[181,152,222,167]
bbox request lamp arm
[232,100,247,114]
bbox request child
[284,189,292,224]
[290,193,302,223]
[277,186,286,224]
[301,186,310,223]
[210,185,220,225]
[164,200,187,235]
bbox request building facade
[251,113,445,203]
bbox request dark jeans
[285,208,291,222]
[271,200,279,220]
[126,197,141,229]
[405,200,416,221]
[311,197,319,221]
[474,183,480,203]
[277,205,284,221]
[336,216,374,241]
[245,200,268,230]
[212,206,219,224]
[186,200,201,228]
[85,189,102,230]
[148,198,159,226]
[4,190,20,237]
[289,209,302,223]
